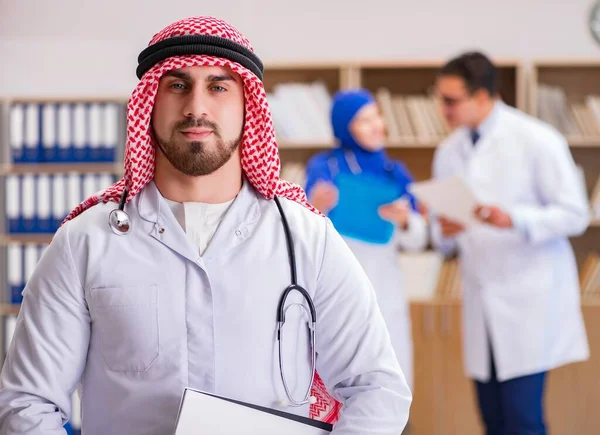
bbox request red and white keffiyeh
[61,16,342,425]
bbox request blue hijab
[305,89,417,210]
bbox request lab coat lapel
[470,102,506,155]
[463,105,505,175]
[202,178,261,260]
[137,181,200,263]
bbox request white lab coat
[0,179,411,435]
[342,211,428,389]
[431,101,590,382]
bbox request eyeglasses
[436,93,471,108]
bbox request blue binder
[328,172,403,245]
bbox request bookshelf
[0,58,598,435]
[0,98,127,359]
[529,61,600,275]
[270,59,525,188]
[0,97,127,435]
[531,64,600,435]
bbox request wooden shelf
[278,138,600,150]
[0,304,20,316]
[409,299,600,308]
[278,141,333,150]
[409,298,462,306]
[529,61,600,120]
[0,97,128,105]
[567,137,600,148]
[358,60,524,110]
[278,140,442,149]
[0,163,122,176]
[0,234,54,245]
[387,140,441,149]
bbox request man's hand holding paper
[408,175,514,234]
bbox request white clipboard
[408,175,481,227]
[173,388,333,434]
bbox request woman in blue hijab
[305,88,428,390]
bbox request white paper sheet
[408,175,480,227]
[173,388,331,435]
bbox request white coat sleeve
[313,220,412,434]
[394,210,428,252]
[508,132,590,245]
[0,224,90,434]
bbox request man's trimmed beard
[155,117,242,176]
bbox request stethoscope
[108,188,318,408]
[327,149,396,178]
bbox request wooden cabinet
[409,302,441,435]
[544,303,600,434]
[410,301,600,435]
[409,301,482,435]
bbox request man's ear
[474,88,492,103]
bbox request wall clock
[590,1,600,45]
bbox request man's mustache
[175,118,221,137]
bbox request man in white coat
[0,17,411,435]
[431,51,590,435]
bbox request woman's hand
[379,201,410,229]
[309,181,339,214]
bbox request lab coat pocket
[90,284,160,373]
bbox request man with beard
[0,16,411,435]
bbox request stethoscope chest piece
[108,209,131,235]
[108,188,132,236]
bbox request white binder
[52,173,67,228]
[37,174,52,232]
[9,104,24,162]
[73,104,87,160]
[42,103,57,161]
[89,103,103,161]
[173,388,332,435]
[22,175,35,231]
[24,103,39,160]
[57,104,71,161]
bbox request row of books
[537,85,600,138]
[267,81,334,143]
[5,172,117,234]
[580,252,600,298]
[7,102,124,164]
[590,175,600,220]
[4,87,599,161]
[6,243,47,303]
[267,82,451,145]
[375,88,451,143]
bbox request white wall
[1,0,599,98]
